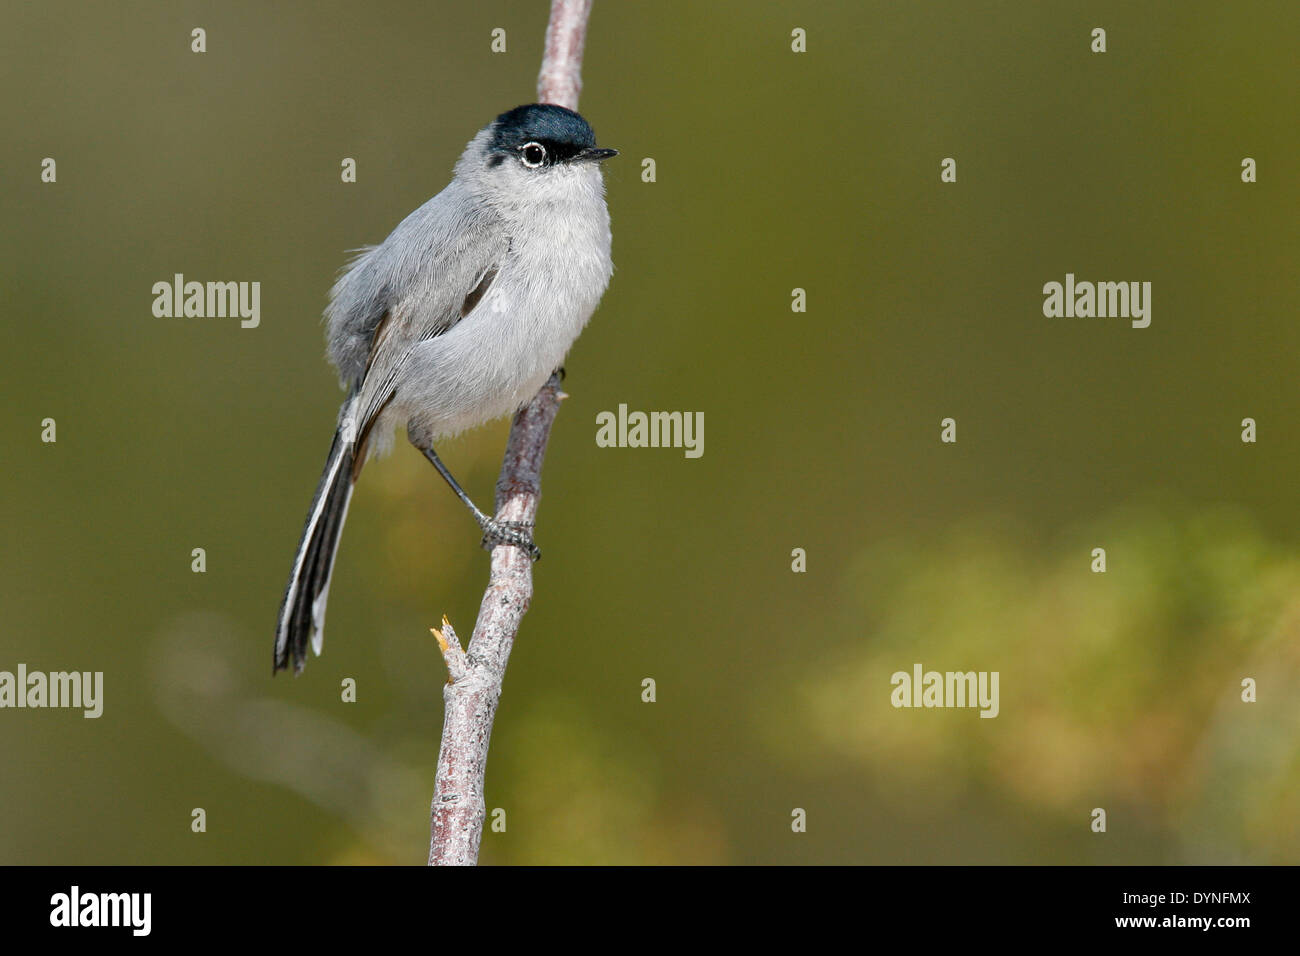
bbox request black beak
[574,146,619,163]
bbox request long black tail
[274,428,356,674]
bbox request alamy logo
[1042,273,1151,328]
[595,404,704,458]
[0,664,102,718]
[890,663,999,718]
[50,886,150,936]
[151,273,260,328]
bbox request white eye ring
[520,142,547,168]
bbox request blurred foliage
[1,0,1297,864]
[770,504,1300,863]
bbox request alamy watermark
[891,663,999,718]
[152,273,260,328]
[1042,273,1151,328]
[0,664,102,718]
[50,886,150,936]
[595,404,703,458]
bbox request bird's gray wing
[322,181,509,442]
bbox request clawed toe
[480,519,541,561]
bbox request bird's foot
[479,518,541,561]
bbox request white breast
[398,167,613,440]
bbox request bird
[274,103,616,674]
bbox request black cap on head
[488,104,603,165]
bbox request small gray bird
[275,103,616,674]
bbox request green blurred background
[2,1,1297,864]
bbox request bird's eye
[520,142,547,168]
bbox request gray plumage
[275,104,615,674]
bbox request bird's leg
[418,444,541,561]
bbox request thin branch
[427,0,593,866]
[537,0,592,110]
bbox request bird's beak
[575,146,619,163]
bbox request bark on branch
[427,0,593,866]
